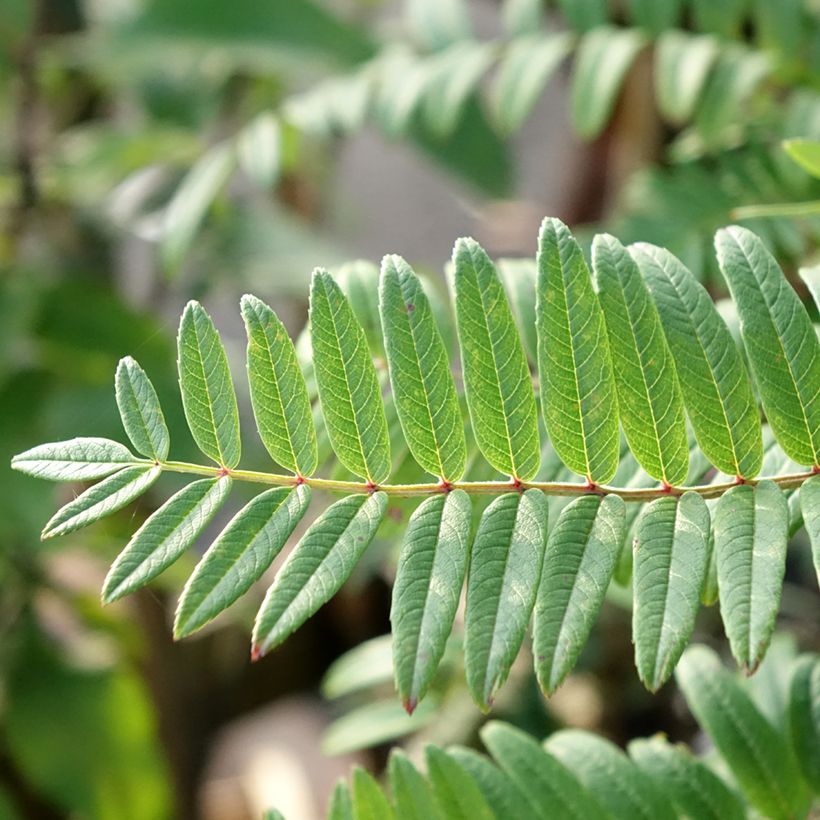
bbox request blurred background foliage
[1,0,820,818]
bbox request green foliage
[13,222,820,713]
[313,645,818,819]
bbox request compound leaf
[178,301,241,469]
[175,484,311,637]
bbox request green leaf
[453,238,540,480]
[12,438,137,482]
[628,736,746,820]
[633,493,710,690]
[632,243,762,479]
[241,294,318,477]
[714,480,788,672]
[545,730,677,820]
[350,768,394,820]
[310,269,391,484]
[654,31,718,126]
[236,111,281,189]
[388,750,443,820]
[676,645,806,820]
[102,477,232,603]
[480,722,609,819]
[177,301,241,469]
[328,780,354,820]
[391,491,471,710]
[424,746,494,820]
[556,0,607,31]
[783,138,820,179]
[626,0,681,34]
[174,485,311,637]
[42,466,161,539]
[789,654,820,791]
[570,26,644,139]
[405,0,470,51]
[534,494,625,694]
[115,357,170,462]
[498,258,538,364]
[464,489,548,709]
[593,234,689,486]
[162,142,235,272]
[501,0,542,36]
[716,226,820,467]
[253,492,387,656]
[799,473,820,586]
[447,747,533,819]
[380,255,466,481]
[491,33,572,134]
[691,0,746,37]
[536,218,619,483]
[338,261,384,360]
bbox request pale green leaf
[783,138,820,179]
[405,0,470,51]
[537,218,619,483]
[633,492,710,690]
[654,31,718,125]
[338,261,383,360]
[534,493,624,694]
[799,264,820,311]
[594,234,689,486]
[328,781,354,820]
[322,635,394,699]
[570,27,644,139]
[465,489,548,709]
[388,750,444,820]
[447,747,533,820]
[716,226,820,467]
[626,0,681,34]
[241,294,317,476]
[102,476,232,603]
[498,258,538,364]
[177,301,241,469]
[115,357,170,462]
[424,746,494,820]
[789,654,820,791]
[162,142,235,272]
[799,473,820,586]
[491,34,571,134]
[253,492,387,656]
[236,111,281,189]
[501,0,542,37]
[380,255,466,481]
[391,491,471,710]
[714,480,788,672]
[42,465,160,539]
[175,485,311,637]
[632,242,762,478]
[676,645,806,820]
[453,237,540,480]
[310,269,391,484]
[628,736,746,820]
[12,437,137,482]
[480,722,610,819]
[545,730,677,820]
[350,768,394,820]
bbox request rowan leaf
[789,654,820,791]
[241,294,317,477]
[175,484,311,637]
[115,357,170,461]
[177,301,241,469]
[253,492,387,656]
[391,491,471,710]
[799,473,820,586]
[310,269,391,484]
[453,237,540,480]
[380,255,466,481]
[12,438,138,482]
[537,218,619,483]
[464,490,548,709]
[424,745,494,820]
[387,750,444,820]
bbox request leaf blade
[453,238,540,480]
[177,301,241,469]
[310,269,391,484]
[380,255,466,481]
[115,357,170,461]
[12,437,137,482]
[241,294,317,476]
